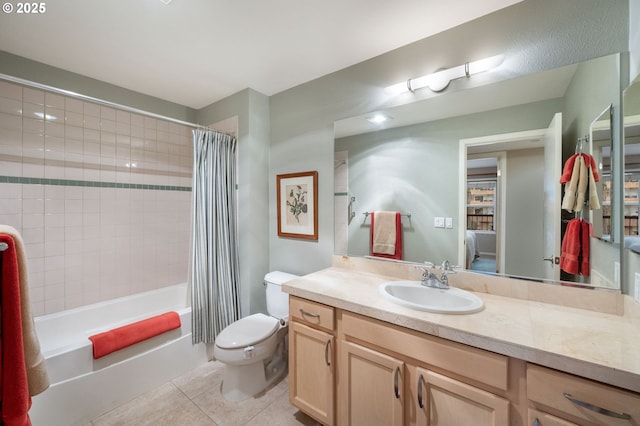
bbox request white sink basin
[378,281,484,314]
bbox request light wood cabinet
[338,310,510,426]
[528,408,580,426]
[527,364,640,426]
[288,295,640,426]
[414,367,509,425]
[339,341,404,426]
[288,297,335,426]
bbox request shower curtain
[190,129,240,344]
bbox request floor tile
[92,382,204,426]
[91,362,315,426]
[245,390,320,426]
[191,374,287,426]
[172,360,225,400]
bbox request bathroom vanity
[284,256,640,426]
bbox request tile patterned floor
[90,361,320,426]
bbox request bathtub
[30,283,209,426]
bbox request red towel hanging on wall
[0,235,32,426]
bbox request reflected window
[624,171,640,235]
[467,180,497,231]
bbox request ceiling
[0,0,521,109]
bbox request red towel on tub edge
[88,311,181,359]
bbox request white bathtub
[30,283,209,426]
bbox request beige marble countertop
[282,257,640,393]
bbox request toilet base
[220,338,287,401]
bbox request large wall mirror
[623,75,640,253]
[334,53,622,290]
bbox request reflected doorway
[466,155,502,273]
[459,113,562,281]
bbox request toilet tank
[264,271,298,319]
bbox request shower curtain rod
[0,73,233,137]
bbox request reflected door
[542,113,562,281]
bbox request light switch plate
[445,217,453,229]
[434,217,445,228]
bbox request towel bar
[363,212,411,218]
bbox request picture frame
[277,171,318,240]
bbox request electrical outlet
[614,261,620,287]
[434,217,445,228]
[635,273,640,303]
[445,217,453,229]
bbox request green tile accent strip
[0,176,191,191]
[334,192,349,196]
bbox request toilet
[213,271,298,401]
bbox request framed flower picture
[276,171,318,240]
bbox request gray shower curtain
[190,129,240,344]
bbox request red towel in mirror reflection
[560,218,591,276]
[370,211,403,260]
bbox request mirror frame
[589,103,614,243]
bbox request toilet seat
[215,313,279,349]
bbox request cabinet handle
[417,374,425,409]
[324,340,331,366]
[563,393,631,420]
[299,308,320,319]
[393,367,401,399]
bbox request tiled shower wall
[0,80,193,316]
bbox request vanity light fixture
[385,54,504,95]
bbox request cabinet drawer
[340,311,508,391]
[527,364,640,425]
[290,296,335,332]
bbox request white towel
[372,211,397,255]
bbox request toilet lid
[215,313,279,349]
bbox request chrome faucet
[419,260,454,289]
[420,270,449,289]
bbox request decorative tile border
[0,176,191,191]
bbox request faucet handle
[439,260,459,273]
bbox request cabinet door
[414,367,509,426]
[339,341,404,426]
[289,321,334,426]
[528,408,579,426]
